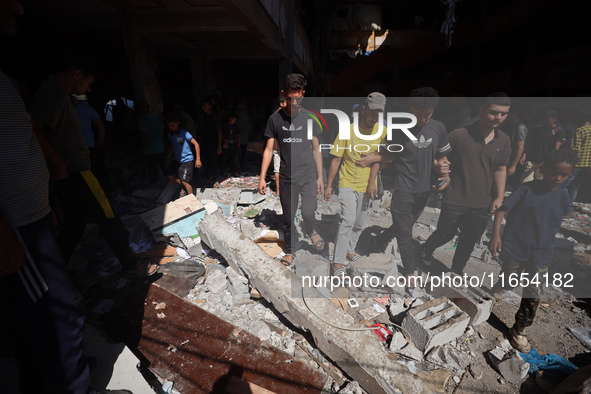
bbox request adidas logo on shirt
[412,135,432,148]
[283,137,303,143]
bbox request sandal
[310,231,325,251]
[280,254,294,267]
[346,253,363,262]
[331,263,351,280]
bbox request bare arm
[0,210,25,276]
[432,154,451,191]
[491,165,507,214]
[508,141,524,175]
[32,120,69,180]
[92,117,106,148]
[324,156,342,200]
[366,162,381,200]
[312,135,324,194]
[258,138,275,194]
[190,138,202,168]
[489,206,509,256]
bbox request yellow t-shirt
[329,123,386,193]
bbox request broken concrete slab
[425,345,472,373]
[402,297,470,353]
[198,213,432,394]
[238,190,267,205]
[430,284,494,326]
[292,252,331,298]
[497,350,529,384]
[226,266,251,301]
[417,369,452,394]
[205,264,228,294]
[140,194,205,235]
[568,326,591,349]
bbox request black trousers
[279,175,318,254]
[377,190,429,273]
[423,203,490,274]
[52,170,136,269]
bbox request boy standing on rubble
[489,149,576,353]
[257,73,324,266]
[164,111,202,196]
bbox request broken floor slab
[198,212,432,394]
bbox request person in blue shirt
[164,111,201,196]
[489,148,577,353]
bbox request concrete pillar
[278,0,294,86]
[122,11,163,115]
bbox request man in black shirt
[257,74,324,266]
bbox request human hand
[257,178,267,195]
[355,153,374,168]
[367,182,378,200]
[324,186,332,201]
[489,234,502,256]
[491,198,503,215]
[507,166,516,176]
[195,160,202,168]
[317,178,324,195]
[520,155,526,166]
[433,158,451,175]
[432,177,450,192]
[0,230,25,276]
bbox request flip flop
[346,253,363,262]
[280,254,294,267]
[310,231,325,251]
[331,263,351,280]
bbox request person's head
[278,95,287,109]
[361,92,386,127]
[281,73,307,113]
[228,113,237,125]
[202,99,213,114]
[163,111,181,133]
[54,56,96,95]
[479,93,511,130]
[408,87,439,127]
[540,149,577,190]
[542,109,558,128]
[0,0,24,36]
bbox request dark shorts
[166,160,193,182]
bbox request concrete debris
[568,327,591,349]
[430,282,494,326]
[349,253,401,294]
[388,331,407,352]
[402,297,470,352]
[395,342,424,362]
[249,320,272,341]
[488,348,529,384]
[226,266,250,301]
[417,369,452,393]
[205,264,228,294]
[425,345,472,373]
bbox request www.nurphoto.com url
[301,272,575,293]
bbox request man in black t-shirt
[257,74,324,266]
[521,109,566,183]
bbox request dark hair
[408,87,440,109]
[53,54,95,77]
[543,149,578,167]
[228,113,237,119]
[284,73,307,91]
[482,92,511,108]
[163,111,181,123]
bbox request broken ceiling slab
[140,194,206,239]
[238,189,267,205]
[198,213,432,394]
[137,283,328,393]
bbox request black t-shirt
[201,113,221,149]
[264,108,321,181]
[526,125,566,164]
[386,119,452,193]
[222,123,240,147]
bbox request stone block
[349,253,399,293]
[425,345,471,373]
[402,297,470,352]
[431,284,494,326]
[497,350,529,384]
[226,266,250,300]
[205,264,228,294]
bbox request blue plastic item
[520,348,578,376]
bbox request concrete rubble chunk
[205,264,228,294]
[389,331,408,352]
[497,350,530,384]
[430,283,494,326]
[349,253,401,293]
[226,266,250,300]
[141,194,205,231]
[198,212,432,394]
[292,252,331,298]
[417,369,452,393]
[402,297,470,352]
[425,345,472,373]
[249,320,272,341]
